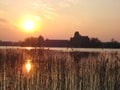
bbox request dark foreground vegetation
[0,49,120,90]
[0,31,120,48]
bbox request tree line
[20,31,120,48]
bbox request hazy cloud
[0,18,8,23]
[58,0,78,8]
[31,1,57,20]
[31,0,78,19]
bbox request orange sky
[0,0,120,42]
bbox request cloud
[30,0,77,20]
[0,18,8,23]
[0,9,10,24]
[58,0,78,8]
[31,1,57,20]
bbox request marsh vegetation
[0,48,120,90]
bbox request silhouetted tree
[37,35,44,47]
[90,38,102,48]
[69,31,90,47]
[74,31,81,39]
[81,36,90,47]
[22,37,37,46]
[69,32,81,47]
[103,39,120,48]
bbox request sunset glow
[0,0,120,41]
[18,15,42,33]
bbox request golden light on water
[25,60,31,73]
[23,60,32,74]
[26,47,32,50]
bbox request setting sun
[23,20,35,31]
[18,15,42,33]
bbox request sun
[17,14,42,33]
[23,20,35,31]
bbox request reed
[0,49,119,90]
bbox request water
[0,46,120,53]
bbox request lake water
[0,46,120,53]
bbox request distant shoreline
[0,32,120,48]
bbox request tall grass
[0,49,120,90]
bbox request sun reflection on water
[26,47,32,50]
[25,60,31,73]
[22,59,32,74]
